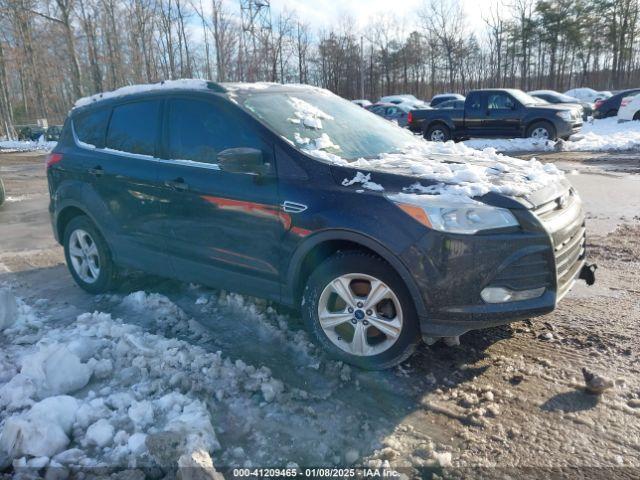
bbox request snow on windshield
[240,87,564,201]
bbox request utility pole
[240,0,272,81]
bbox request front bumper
[402,190,591,337]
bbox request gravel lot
[0,151,639,477]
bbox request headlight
[557,110,573,122]
[387,193,519,234]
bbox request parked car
[564,88,611,104]
[18,125,46,141]
[432,99,465,110]
[408,89,582,141]
[379,95,429,108]
[529,89,593,120]
[366,102,413,127]
[351,99,372,108]
[592,88,640,119]
[429,93,465,108]
[616,92,640,121]
[47,81,594,369]
[46,125,63,141]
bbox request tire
[63,215,118,294]
[633,111,640,121]
[526,121,556,141]
[0,178,5,206]
[301,251,420,369]
[425,124,451,142]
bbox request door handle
[164,177,189,191]
[88,165,104,177]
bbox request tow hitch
[579,263,597,286]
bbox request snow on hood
[306,139,563,200]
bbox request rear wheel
[63,216,118,293]
[302,251,420,369]
[425,124,451,142]
[526,121,556,141]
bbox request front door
[157,95,285,299]
[483,92,521,136]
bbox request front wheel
[526,121,556,141]
[63,216,118,294]
[302,251,420,369]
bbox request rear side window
[166,98,261,164]
[467,93,482,111]
[73,108,110,148]
[106,100,161,156]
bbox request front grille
[533,188,586,298]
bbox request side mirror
[217,148,271,175]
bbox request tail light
[621,97,633,107]
[594,99,604,109]
[407,111,413,124]
[46,153,63,168]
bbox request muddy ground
[0,151,639,478]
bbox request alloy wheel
[430,129,446,141]
[530,127,550,139]
[68,229,101,284]
[317,273,403,356]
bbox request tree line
[1,0,639,135]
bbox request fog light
[481,287,545,304]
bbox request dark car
[528,90,593,120]
[593,88,640,119]
[429,94,465,108]
[366,102,413,127]
[409,89,582,142]
[18,125,46,141]
[46,125,63,142]
[47,81,595,369]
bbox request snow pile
[565,117,640,151]
[74,79,211,108]
[462,118,640,153]
[342,172,384,191]
[287,96,334,130]
[463,137,556,153]
[0,138,56,152]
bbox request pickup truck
[408,89,582,142]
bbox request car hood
[527,103,574,113]
[329,148,569,210]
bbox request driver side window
[166,98,263,164]
[488,94,515,110]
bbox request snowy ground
[463,117,640,153]
[0,138,56,153]
[1,151,640,478]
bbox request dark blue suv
[47,80,594,369]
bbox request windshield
[509,90,542,106]
[241,90,423,161]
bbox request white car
[564,87,612,103]
[617,93,640,121]
[379,94,429,108]
[351,99,372,108]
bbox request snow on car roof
[73,79,324,109]
[74,79,217,108]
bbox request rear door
[463,92,485,135]
[77,99,169,272]
[156,94,285,299]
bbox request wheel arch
[286,230,427,318]
[424,118,454,135]
[55,201,103,245]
